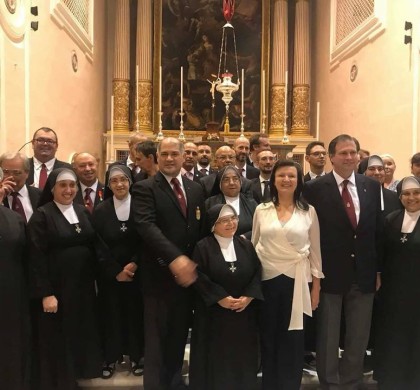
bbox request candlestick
[241,68,244,115]
[284,70,288,117]
[180,66,183,113]
[262,69,265,116]
[110,95,115,161]
[134,65,140,132]
[316,101,320,140]
[159,65,162,112]
[136,65,139,111]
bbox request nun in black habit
[92,165,144,378]
[189,204,263,390]
[374,176,420,390]
[27,168,130,390]
[204,165,258,239]
[0,168,31,390]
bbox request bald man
[73,152,105,213]
[233,137,260,179]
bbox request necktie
[171,178,187,218]
[315,175,321,179]
[184,171,194,181]
[39,163,48,190]
[11,192,27,223]
[239,168,245,178]
[262,180,271,202]
[200,168,208,175]
[341,180,357,230]
[84,188,94,213]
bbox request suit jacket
[3,185,42,219]
[196,165,215,176]
[303,172,383,294]
[131,172,205,293]
[250,177,272,204]
[244,164,260,180]
[74,181,105,210]
[26,158,72,187]
[184,169,204,183]
[382,187,402,217]
[303,172,311,182]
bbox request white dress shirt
[33,157,56,188]
[80,180,99,204]
[7,185,34,221]
[332,171,360,223]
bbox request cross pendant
[229,263,237,273]
[400,234,408,243]
[120,223,127,232]
[75,224,82,234]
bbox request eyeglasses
[216,215,239,224]
[309,152,326,157]
[221,176,240,184]
[2,169,24,176]
[33,138,57,145]
[110,177,129,185]
[367,166,384,172]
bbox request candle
[284,70,288,117]
[110,95,114,161]
[159,65,162,112]
[262,70,265,114]
[136,65,139,111]
[180,66,183,113]
[316,101,320,140]
[241,68,244,115]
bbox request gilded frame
[153,0,270,137]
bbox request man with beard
[73,152,105,213]
[233,137,260,180]
[251,150,275,204]
[248,133,271,168]
[196,142,214,176]
[304,141,327,182]
[181,142,204,182]
[27,127,71,189]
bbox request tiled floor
[78,358,378,390]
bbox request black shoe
[131,361,144,376]
[101,363,116,379]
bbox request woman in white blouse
[252,160,324,390]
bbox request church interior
[1,0,419,389]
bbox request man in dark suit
[251,150,275,204]
[196,142,214,175]
[132,137,204,390]
[72,152,104,212]
[134,140,159,181]
[181,142,204,183]
[248,133,271,168]
[120,132,148,175]
[303,134,382,390]
[304,141,327,182]
[233,137,260,180]
[0,152,41,222]
[26,127,72,189]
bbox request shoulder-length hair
[270,159,309,211]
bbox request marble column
[112,0,130,131]
[269,0,288,138]
[291,0,310,136]
[135,0,153,136]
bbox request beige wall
[311,0,420,178]
[0,0,107,169]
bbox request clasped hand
[116,262,138,282]
[218,296,253,312]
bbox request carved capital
[112,79,130,131]
[291,85,310,136]
[136,80,153,134]
[269,85,286,136]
